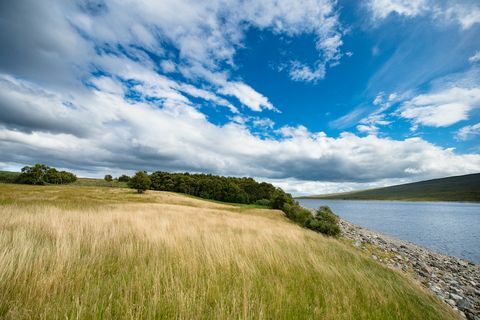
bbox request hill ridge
[298,173,480,202]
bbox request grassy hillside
[0,184,458,319]
[0,171,128,188]
[0,170,20,183]
[299,173,480,202]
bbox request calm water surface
[297,199,480,263]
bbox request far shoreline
[296,197,480,204]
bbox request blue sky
[0,0,479,195]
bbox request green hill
[299,173,480,202]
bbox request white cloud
[251,118,275,129]
[469,51,480,64]
[219,82,276,112]
[368,0,428,19]
[289,62,326,83]
[69,0,344,83]
[269,177,416,196]
[2,74,480,191]
[398,87,480,128]
[160,60,177,73]
[456,122,480,141]
[356,124,379,135]
[367,0,480,29]
[356,92,397,135]
[443,4,480,30]
[1,0,479,196]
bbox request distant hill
[298,173,480,202]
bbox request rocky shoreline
[339,219,480,320]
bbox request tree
[128,171,151,193]
[16,164,50,185]
[270,188,294,209]
[104,174,113,182]
[118,174,130,182]
[16,164,76,185]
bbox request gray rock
[447,299,456,306]
[456,298,471,311]
[338,218,480,319]
[449,293,463,302]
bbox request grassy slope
[299,173,480,202]
[0,184,458,319]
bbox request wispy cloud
[367,0,480,29]
[398,87,480,129]
[456,122,480,141]
[469,51,480,63]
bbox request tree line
[2,164,339,236]
[127,171,340,236]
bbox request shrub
[104,174,113,182]
[304,206,340,237]
[58,171,77,184]
[118,175,130,182]
[270,188,294,209]
[254,199,271,207]
[128,171,151,193]
[282,203,312,225]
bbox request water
[297,199,480,263]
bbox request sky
[0,0,480,195]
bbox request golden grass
[0,184,458,319]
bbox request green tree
[16,164,76,185]
[270,188,294,209]
[104,174,113,182]
[128,171,151,193]
[16,164,50,185]
[304,206,340,236]
[118,174,130,182]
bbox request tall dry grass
[0,184,458,319]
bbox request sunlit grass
[0,184,458,319]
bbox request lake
[297,199,480,263]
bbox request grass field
[0,184,458,319]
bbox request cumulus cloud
[69,0,344,83]
[398,87,480,129]
[1,73,480,188]
[1,0,479,195]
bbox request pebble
[339,218,480,320]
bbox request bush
[304,206,340,236]
[270,188,294,209]
[254,199,271,207]
[118,174,130,182]
[282,203,312,225]
[128,171,151,193]
[104,174,113,182]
